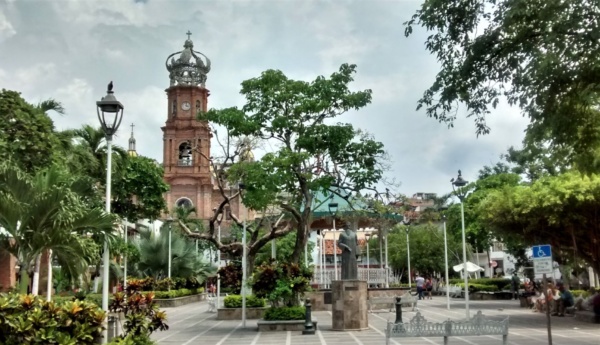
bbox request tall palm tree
[0,164,116,294]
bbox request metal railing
[311,268,400,289]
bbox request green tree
[254,232,315,266]
[193,64,386,267]
[0,89,62,172]
[405,0,600,172]
[0,164,116,294]
[374,223,464,281]
[478,171,600,276]
[112,155,170,221]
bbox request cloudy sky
[0,0,528,196]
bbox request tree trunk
[31,254,42,296]
[19,264,30,294]
[290,223,307,264]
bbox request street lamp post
[168,217,173,280]
[123,218,128,292]
[365,233,370,269]
[384,230,389,288]
[452,169,470,319]
[328,202,339,280]
[442,214,450,310]
[405,226,411,289]
[97,81,124,344]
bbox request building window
[196,100,202,113]
[178,141,193,166]
[175,197,193,209]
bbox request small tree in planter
[218,262,243,294]
[251,262,312,308]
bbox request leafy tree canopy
[0,89,62,172]
[200,63,387,262]
[112,155,170,221]
[478,171,600,275]
[405,0,600,172]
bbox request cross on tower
[186,30,192,40]
[130,123,135,133]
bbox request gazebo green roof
[309,191,404,222]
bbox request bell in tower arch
[178,141,193,166]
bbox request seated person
[593,293,600,318]
[552,283,574,316]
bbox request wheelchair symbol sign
[532,245,552,259]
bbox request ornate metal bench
[385,311,509,345]
[369,293,418,313]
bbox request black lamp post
[97,82,124,345]
[451,169,470,319]
[328,201,339,280]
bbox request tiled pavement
[152,297,600,345]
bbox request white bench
[385,311,509,345]
[369,294,418,313]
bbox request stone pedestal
[331,280,368,330]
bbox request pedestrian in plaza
[425,277,433,299]
[511,272,520,300]
[415,274,425,300]
[552,283,574,316]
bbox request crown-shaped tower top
[165,31,211,87]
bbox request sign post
[532,244,553,345]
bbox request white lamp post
[97,81,124,344]
[405,226,411,289]
[215,210,223,309]
[452,169,470,319]
[442,214,450,310]
[123,218,128,292]
[328,202,339,280]
[384,230,389,288]
[167,217,173,280]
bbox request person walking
[415,274,425,300]
[425,277,433,299]
[511,272,520,300]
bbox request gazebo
[308,191,404,288]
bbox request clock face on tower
[181,101,191,111]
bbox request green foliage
[478,171,600,275]
[450,278,511,291]
[263,306,305,321]
[126,277,203,292]
[0,163,117,293]
[153,288,204,299]
[250,262,312,307]
[255,232,315,265]
[109,289,168,339]
[0,89,62,172]
[201,64,386,262]
[379,223,464,279]
[112,155,169,220]
[218,262,243,294]
[455,283,498,293]
[223,295,266,308]
[108,334,155,345]
[0,293,105,344]
[132,228,212,282]
[405,0,600,172]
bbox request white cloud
[0,0,530,197]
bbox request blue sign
[532,245,552,258]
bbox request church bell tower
[162,31,213,217]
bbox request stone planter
[154,293,206,308]
[257,318,318,331]
[217,307,267,320]
[471,291,512,300]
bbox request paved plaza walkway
[152,297,600,345]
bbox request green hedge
[224,294,266,308]
[450,278,512,291]
[456,283,498,292]
[154,288,204,299]
[571,290,592,298]
[263,306,305,321]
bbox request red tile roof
[322,239,367,255]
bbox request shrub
[450,278,511,291]
[456,283,497,292]
[108,334,156,345]
[223,294,266,308]
[263,306,305,321]
[109,290,168,339]
[0,293,105,344]
[251,262,313,307]
[218,262,243,294]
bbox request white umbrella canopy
[453,261,485,273]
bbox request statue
[338,228,358,280]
